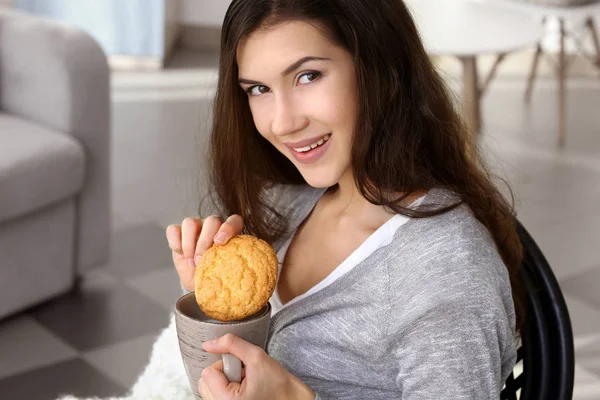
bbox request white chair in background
[479,0,600,146]
[405,0,542,143]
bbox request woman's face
[237,21,358,188]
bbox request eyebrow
[238,56,331,85]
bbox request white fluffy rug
[58,315,195,400]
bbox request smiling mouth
[291,134,331,153]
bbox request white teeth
[294,145,312,152]
[292,134,331,153]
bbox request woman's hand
[166,215,244,292]
[198,334,315,400]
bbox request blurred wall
[179,0,231,26]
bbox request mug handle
[222,353,242,382]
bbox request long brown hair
[205,0,524,331]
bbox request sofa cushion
[0,112,85,224]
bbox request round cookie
[194,235,278,321]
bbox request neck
[326,169,391,222]
[324,170,425,225]
[333,168,357,203]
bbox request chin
[299,170,342,189]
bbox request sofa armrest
[0,9,111,272]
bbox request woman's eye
[297,71,321,85]
[247,85,270,96]
[245,72,320,96]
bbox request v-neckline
[272,193,425,312]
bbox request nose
[270,96,308,137]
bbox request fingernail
[214,232,227,244]
[195,255,202,265]
[203,340,215,350]
[188,258,196,268]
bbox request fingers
[195,216,223,261]
[166,214,243,293]
[203,360,247,380]
[214,214,244,245]
[165,224,183,256]
[181,218,204,259]
[210,360,224,372]
[203,333,264,366]
[166,219,201,292]
[200,361,239,400]
[198,377,216,400]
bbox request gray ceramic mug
[175,292,272,400]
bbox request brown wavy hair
[204,0,524,331]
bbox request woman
[166,0,524,399]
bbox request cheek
[315,100,351,132]
[311,80,357,133]
[249,102,273,140]
[250,105,288,156]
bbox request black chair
[501,221,575,399]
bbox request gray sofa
[0,9,111,319]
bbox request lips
[284,134,332,164]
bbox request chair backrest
[501,221,575,399]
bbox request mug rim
[175,292,272,325]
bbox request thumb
[203,333,263,365]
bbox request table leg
[525,43,543,103]
[480,53,506,98]
[558,19,566,147]
[459,56,481,136]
